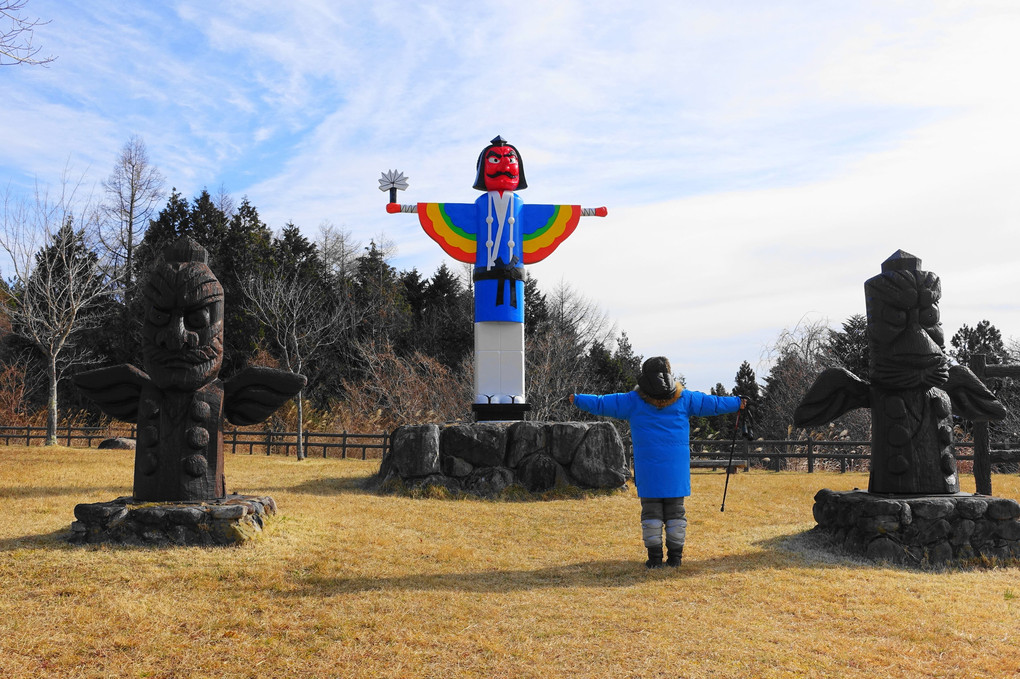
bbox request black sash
[473,257,524,308]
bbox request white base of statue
[474,321,525,405]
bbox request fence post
[341,431,348,460]
[265,430,272,456]
[807,441,814,473]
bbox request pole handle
[386,203,418,214]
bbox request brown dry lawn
[1,445,1019,678]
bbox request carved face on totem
[865,250,949,390]
[141,238,224,390]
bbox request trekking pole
[721,401,750,513]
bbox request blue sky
[3,1,1019,390]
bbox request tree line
[2,138,1017,452]
[0,139,652,447]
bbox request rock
[861,498,905,517]
[865,537,902,563]
[408,474,458,493]
[208,504,246,520]
[440,455,473,478]
[956,497,988,520]
[910,498,955,520]
[506,421,547,468]
[167,525,189,545]
[549,423,588,465]
[814,488,838,504]
[211,517,258,544]
[917,518,952,544]
[441,422,508,468]
[929,541,953,565]
[97,437,136,450]
[994,520,1020,541]
[386,424,441,478]
[985,498,1020,520]
[166,506,205,525]
[105,508,129,528]
[517,454,561,492]
[74,502,124,523]
[133,507,167,525]
[949,518,975,546]
[569,423,626,488]
[463,467,514,496]
[857,516,900,536]
[955,543,976,561]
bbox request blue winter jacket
[573,389,742,498]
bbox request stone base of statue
[375,421,628,497]
[812,489,1020,568]
[70,495,276,546]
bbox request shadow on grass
[257,475,376,496]
[0,528,77,551]
[0,485,129,499]
[284,543,869,596]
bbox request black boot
[666,545,683,568]
[645,545,664,569]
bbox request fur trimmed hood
[635,383,684,408]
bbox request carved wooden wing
[945,365,1007,422]
[223,367,307,426]
[793,367,871,427]
[73,364,150,423]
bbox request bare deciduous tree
[545,279,617,351]
[342,340,473,429]
[527,279,619,421]
[316,221,360,280]
[1,0,54,65]
[240,270,360,459]
[99,136,165,298]
[1,176,109,444]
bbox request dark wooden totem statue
[795,250,1005,494]
[75,237,306,502]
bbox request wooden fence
[0,425,389,460]
[3,424,1017,474]
[689,438,1019,473]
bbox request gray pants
[640,497,687,549]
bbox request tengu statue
[794,250,1005,494]
[75,237,306,502]
[383,135,607,420]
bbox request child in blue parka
[571,356,744,568]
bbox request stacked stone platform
[377,421,628,496]
[813,488,1020,568]
[70,494,276,546]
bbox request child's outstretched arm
[687,390,743,417]
[571,392,635,419]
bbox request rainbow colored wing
[521,204,580,264]
[418,202,477,264]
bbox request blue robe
[423,193,578,323]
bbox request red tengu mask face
[482,146,520,192]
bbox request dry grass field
[1,445,1019,678]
